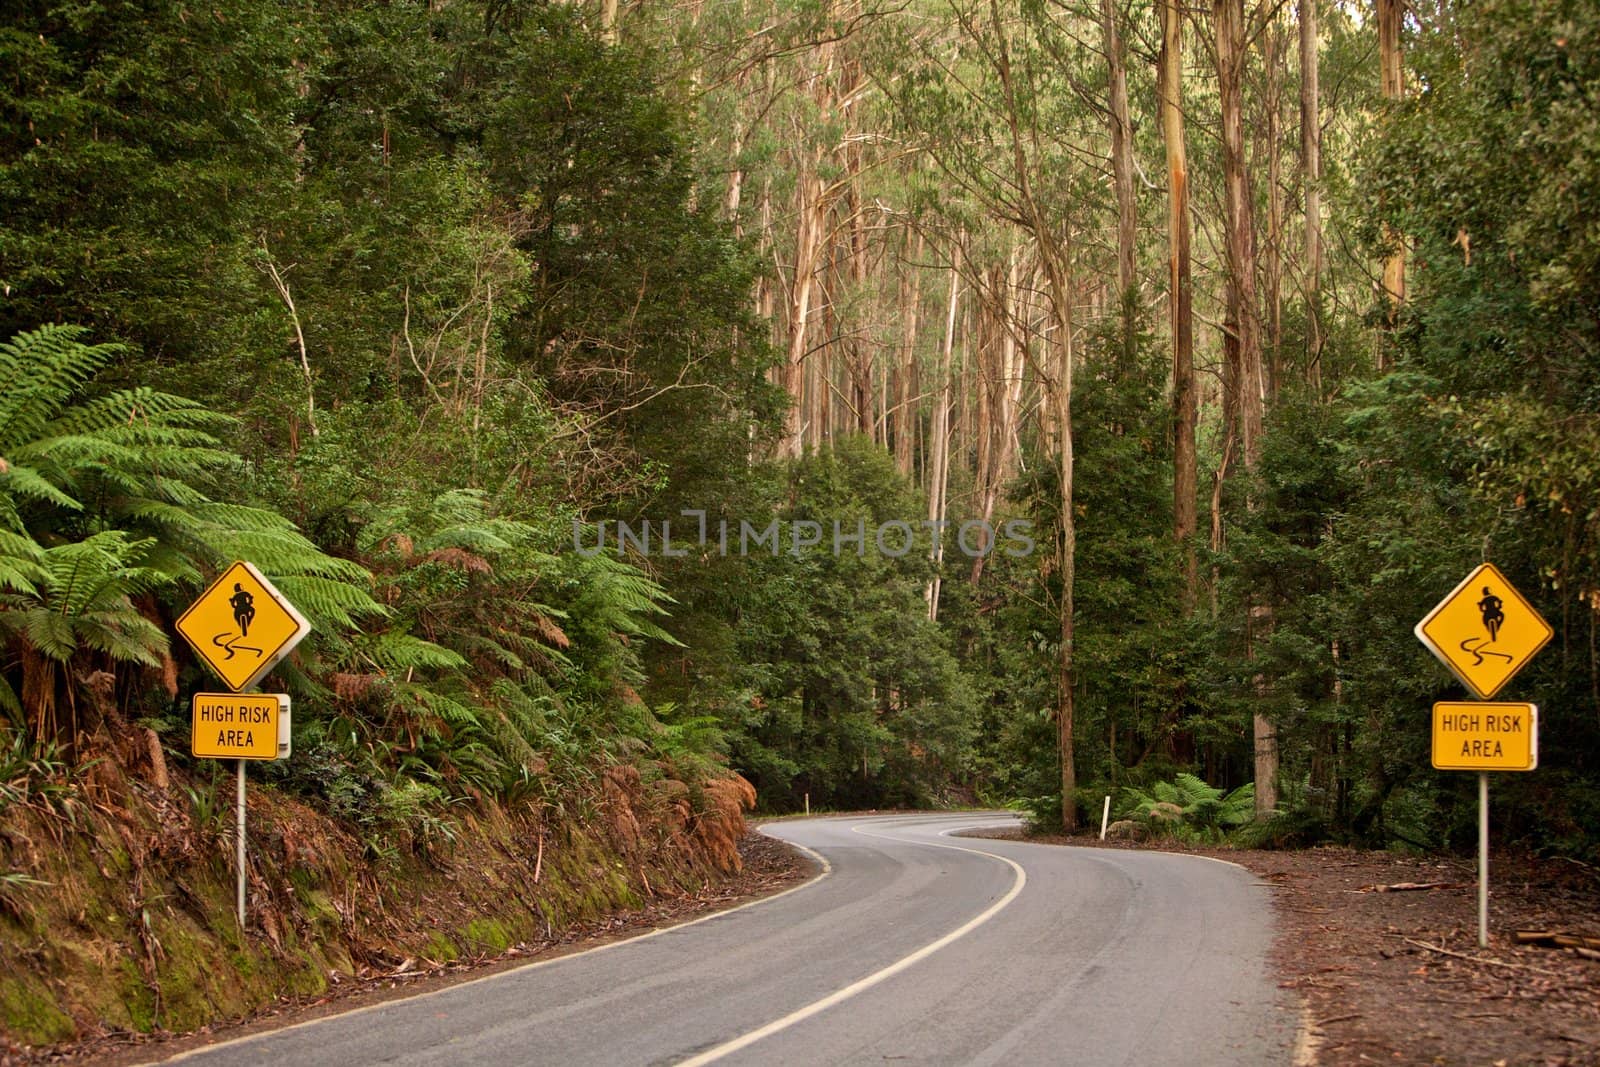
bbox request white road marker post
[804,793,810,816]
[1100,795,1111,840]
[236,758,247,928]
[1478,772,1489,948]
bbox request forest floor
[3,832,812,1067]
[980,828,1600,1067]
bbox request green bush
[1118,774,1255,841]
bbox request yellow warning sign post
[1431,702,1537,772]
[175,561,311,693]
[1414,562,1552,700]
[1415,563,1550,949]
[176,561,310,930]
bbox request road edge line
[144,831,832,1066]
[674,816,1026,1067]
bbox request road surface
[160,812,1298,1066]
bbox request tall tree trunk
[851,194,873,438]
[1161,0,1198,609]
[814,225,835,450]
[972,266,995,550]
[1264,20,1285,403]
[971,252,1020,585]
[1299,0,1324,393]
[1102,0,1137,352]
[1216,0,1276,815]
[778,23,839,459]
[726,118,746,233]
[895,231,923,477]
[842,47,873,441]
[1215,0,1264,470]
[989,0,1076,829]
[1377,0,1406,357]
[1001,252,1024,485]
[1047,289,1077,835]
[757,175,775,329]
[956,299,973,488]
[1031,246,1079,834]
[779,169,826,459]
[926,244,960,622]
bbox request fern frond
[362,632,467,673]
[73,613,167,666]
[21,609,77,661]
[1173,773,1223,807]
[1219,783,1256,827]
[0,531,46,595]
[268,575,385,629]
[0,326,120,452]
[0,462,84,512]
[51,387,233,437]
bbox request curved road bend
[158,812,1297,1066]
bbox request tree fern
[573,552,683,647]
[0,532,172,733]
[0,532,46,597]
[0,326,116,456]
[0,326,378,600]
[0,326,383,747]
[1118,775,1257,835]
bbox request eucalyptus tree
[872,0,1126,828]
[1376,0,1406,340]
[1159,0,1199,604]
[1299,0,1325,388]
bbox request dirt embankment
[1255,845,1600,1066]
[0,749,765,1061]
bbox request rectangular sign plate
[191,693,288,761]
[1431,701,1538,772]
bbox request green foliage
[643,439,978,810]
[0,733,80,825]
[0,325,382,739]
[1117,775,1256,839]
[0,0,300,360]
[6,0,1598,872]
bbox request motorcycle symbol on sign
[1459,587,1512,667]
[212,584,264,660]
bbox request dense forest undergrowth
[2,0,1599,1045]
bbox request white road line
[148,832,832,1066]
[675,815,1028,1067]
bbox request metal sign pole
[177,560,312,935]
[1478,772,1489,948]
[237,758,247,929]
[1415,562,1548,954]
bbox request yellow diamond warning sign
[1432,701,1538,772]
[175,561,311,692]
[191,693,288,760]
[1414,563,1552,699]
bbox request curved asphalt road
[160,813,1298,1066]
